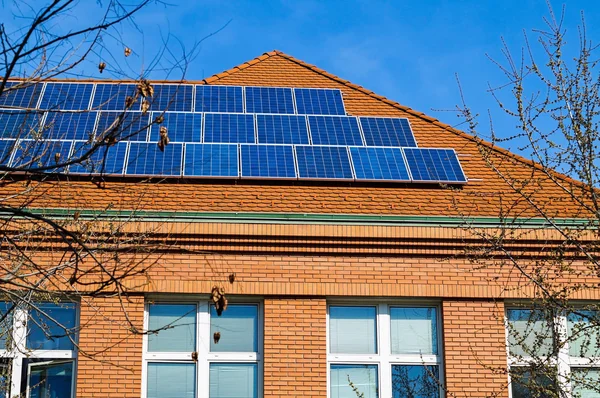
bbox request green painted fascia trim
[1,208,595,228]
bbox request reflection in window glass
[330,364,378,398]
[148,304,196,352]
[568,311,600,358]
[571,368,600,397]
[391,307,437,355]
[28,361,73,398]
[0,360,9,398]
[27,303,77,350]
[209,363,258,398]
[392,365,439,398]
[506,309,554,358]
[510,367,557,398]
[210,305,258,352]
[329,306,377,354]
[0,302,13,350]
[147,362,195,398]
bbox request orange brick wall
[443,300,509,397]
[263,297,327,398]
[76,295,144,397]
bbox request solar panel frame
[308,115,363,146]
[149,112,202,143]
[295,145,354,180]
[402,147,467,184]
[125,142,183,176]
[0,81,44,110]
[42,111,98,141]
[195,85,244,113]
[203,113,255,144]
[39,82,94,111]
[359,116,418,147]
[11,139,74,173]
[0,110,46,140]
[183,143,239,178]
[245,87,295,114]
[91,83,138,111]
[0,139,17,166]
[69,141,128,175]
[240,144,297,179]
[256,114,309,145]
[147,84,194,112]
[293,88,346,116]
[348,146,411,182]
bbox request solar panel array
[0,81,467,184]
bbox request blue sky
[3,0,600,157]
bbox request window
[506,305,600,397]
[143,300,261,398]
[327,304,442,398]
[0,301,78,398]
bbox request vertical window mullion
[10,307,27,396]
[556,312,572,397]
[198,302,210,398]
[378,304,391,398]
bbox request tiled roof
[1,51,591,219]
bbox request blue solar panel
[96,111,149,141]
[69,141,127,174]
[0,82,43,109]
[11,140,73,172]
[403,148,466,183]
[245,87,294,114]
[92,84,138,110]
[349,147,410,181]
[39,83,93,110]
[360,117,417,147]
[204,113,255,143]
[0,140,16,166]
[308,116,362,146]
[241,144,296,178]
[184,143,238,177]
[196,86,243,113]
[148,84,193,112]
[295,145,353,179]
[0,111,45,140]
[43,112,98,140]
[294,88,345,115]
[149,113,201,143]
[126,142,183,176]
[256,115,308,144]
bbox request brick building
[0,51,597,397]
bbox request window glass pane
[147,363,195,398]
[330,364,378,398]
[0,302,14,350]
[510,367,557,398]
[391,307,437,355]
[28,361,73,398]
[0,361,10,398]
[506,309,554,357]
[27,303,77,350]
[329,306,377,354]
[572,368,600,398]
[148,304,196,352]
[211,305,258,352]
[209,363,258,398]
[568,310,600,358]
[392,365,439,398]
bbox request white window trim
[141,299,263,398]
[326,302,444,398]
[0,303,78,398]
[505,306,600,398]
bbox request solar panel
[43,112,97,140]
[241,144,296,178]
[403,148,467,183]
[256,115,308,144]
[69,141,127,174]
[204,113,255,143]
[11,139,73,172]
[184,143,238,177]
[196,86,243,113]
[149,113,201,143]
[295,145,353,179]
[349,147,410,181]
[126,142,183,176]
[39,83,93,110]
[308,116,363,146]
[0,111,45,140]
[294,88,345,115]
[0,140,16,166]
[92,84,138,111]
[148,84,193,112]
[359,117,417,147]
[96,111,149,141]
[0,82,43,109]
[245,87,294,114]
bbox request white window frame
[506,305,600,398]
[0,302,78,398]
[141,298,263,398]
[326,302,444,398]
